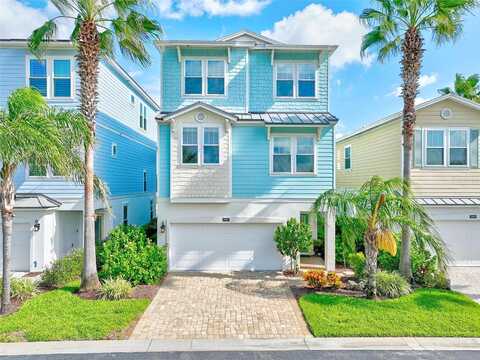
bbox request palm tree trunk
[78,20,101,291]
[399,27,423,281]
[364,232,378,299]
[0,164,15,314]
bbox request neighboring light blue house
[155,31,338,272]
[0,39,159,272]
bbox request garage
[169,223,283,272]
[435,220,480,266]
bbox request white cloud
[0,0,72,39]
[261,4,371,69]
[388,73,438,97]
[415,97,428,105]
[155,0,270,19]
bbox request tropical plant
[303,270,343,289]
[438,73,480,102]
[0,88,90,313]
[41,249,84,288]
[29,0,163,292]
[97,277,132,300]
[0,277,39,302]
[274,218,313,273]
[360,0,477,280]
[314,176,447,298]
[375,271,412,298]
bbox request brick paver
[130,272,310,340]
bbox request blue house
[0,39,159,272]
[156,31,338,272]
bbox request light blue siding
[95,112,157,196]
[161,47,247,113]
[249,50,329,112]
[232,126,334,198]
[158,124,171,198]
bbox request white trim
[160,102,237,122]
[180,124,222,166]
[180,125,200,166]
[170,197,231,204]
[245,50,250,113]
[421,127,471,168]
[217,30,283,45]
[168,216,284,224]
[424,128,446,167]
[343,144,352,171]
[158,197,318,204]
[269,134,317,176]
[273,61,318,99]
[181,57,227,98]
[448,128,470,167]
[338,93,480,143]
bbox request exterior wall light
[160,221,166,234]
[33,220,41,232]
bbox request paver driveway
[449,267,480,303]
[130,272,309,340]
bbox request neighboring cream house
[336,94,480,266]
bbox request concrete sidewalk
[1,337,480,356]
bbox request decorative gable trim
[158,102,238,122]
[216,30,283,45]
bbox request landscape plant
[1,278,39,302]
[360,0,477,280]
[0,88,90,313]
[274,218,313,273]
[314,176,446,298]
[41,249,84,288]
[303,270,342,289]
[97,225,167,286]
[29,0,163,292]
[438,73,480,102]
[97,278,132,300]
[375,271,412,298]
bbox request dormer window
[274,62,316,98]
[183,59,226,96]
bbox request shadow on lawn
[412,289,476,310]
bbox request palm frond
[28,20,58,56]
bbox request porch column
[324,208,336,271]
[309,212,318,241]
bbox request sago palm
[28,0,162,291]
[438,73,480,102]
[0,88,90,313]
[360,0,476,280]
[314,176,447,299]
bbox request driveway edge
[1,338,480,355]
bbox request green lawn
[0,282,149,342]
[299,289,480,337]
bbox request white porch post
[324,208,336,271]
[309,212,318,241]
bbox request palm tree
[314,176,447,299]
[360,0,476,280]
[438,73,480,102]
[28,0,162,291]
[0,88,90,313]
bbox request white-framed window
[203,127,220,164]
[271,135,316,175]
[183,59,226,96]
[27,162,63,178]
[449,129,468,166]
[274,62,317,98]
[143,170,147,192]
[123,204,128,225]
[111,143,117,158]
[130,94,135,105]
[26,56,74,99]
[344,145,351,170]
[425,129,446,166]
[181,127,199,164]
[143,105,147,130]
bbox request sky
[1,0,479,137]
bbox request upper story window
[143,170,147,192]
[53,59,72,97]
[27,56,73,99]
[271,135,316,175]
[449,129,468,166]
[139,103,147,130]
[183,59,226,96]
[344,145,352,170]
[29,59,47,96]
[27,162,62,178]
[421,128,470,167]
[111,143,117,158]
[181,125,221,165]
[425,129,445,166]
[274,62,316,98]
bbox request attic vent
[195,112,206,123]
[440,108,453,120]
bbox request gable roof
[216,30,283,45]
[157,102,238,122]
[0,39,160,111]
[337,93,480,143]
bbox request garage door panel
[436,220,480,265]
[170,223,282,272]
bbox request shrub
[97,278,132,300]
[375,271,411,298]
[97,225,167,286]
[303,270,342,289]
[347,252,366,279]
[0,278,39,302]
[141,217,157,243]
[274,218,312,273]
[41,249,83,288]
[377,248,400,272]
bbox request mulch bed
[291,285,365,300]
[77,284,160,301]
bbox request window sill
[274,96,319,101]
[182,94,227,99]
[270,173,317,177]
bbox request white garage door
[11,223,31,272]
[169,223,283,272]
[436,220,480,266]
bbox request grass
[0,282,149,342]
[299,289,480,337]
